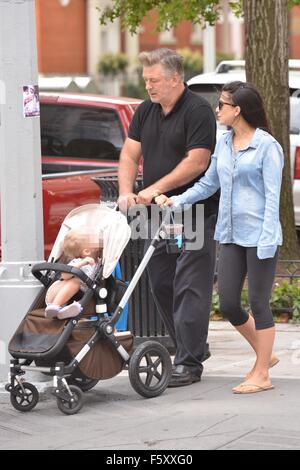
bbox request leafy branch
[97,0,300,34]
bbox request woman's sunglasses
[218,100,236,110]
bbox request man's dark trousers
[145,213,216,376]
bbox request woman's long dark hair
[222,81,272,135]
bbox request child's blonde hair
[63,228,103,259]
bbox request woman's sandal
[233,382,274,394]
[245,356,279,380]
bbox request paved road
[0,322,299,450]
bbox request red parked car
[0,93,140,260]
[40,92,141,174]
[39,92,141,256]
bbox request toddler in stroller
[45,228,103,320]
[6,203,173,415]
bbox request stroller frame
[6,207,179,415]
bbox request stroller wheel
[67,376,99,392]
[56,385,84,415]
[10,382,39,412]
[129,341,172,398]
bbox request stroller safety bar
[32,262,96,289]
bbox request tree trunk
[244,0,299,259]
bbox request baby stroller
[6,203,175,415]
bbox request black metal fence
[276,260,300,283]
[94,175,174,350]
[94,175,300,345]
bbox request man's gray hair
[139,48,184,81]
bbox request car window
[189,83,300,134]
[188,83,221,110]
[189,83,228,130]
[290,98,300,134]
[40,104,124,160]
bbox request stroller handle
[32,262,96,289]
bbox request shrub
[123,66,148,99]
[216,51,236,65]
[177,48,203,80]
[98,53,129,76]
[270,280,300,323]
[210,280,300,323]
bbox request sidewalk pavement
[0,321,300,450]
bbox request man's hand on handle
[118,188,173,211]
[137,187,162,205]
[117,193,138,212]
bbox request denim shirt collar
[225,127,263,150]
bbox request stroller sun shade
[48,203,131,278]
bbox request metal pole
[203,23,216,73]
[0,0,44,380]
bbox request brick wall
[290,6,300,59]
[139,12,203,53]
[35,2,299,77]
[36,0,87,74]
[139,12,240,56]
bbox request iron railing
[94,175,300,345]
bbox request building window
[191,24,203,45]
[101,30,109,53]
[58,0,71,6]
[159,29,177,45]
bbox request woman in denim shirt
[155,81,284,394]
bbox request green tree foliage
[98,0,221,33]
[177,48,203,79]
[98,1,300,33]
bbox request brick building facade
[35,0,300,76]
[36,0,87,74]
[291,6,300,59]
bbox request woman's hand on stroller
[154,194,173,207]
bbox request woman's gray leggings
[218,244,278,330]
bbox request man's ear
[171,73,181,87]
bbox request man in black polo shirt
[118,48,218,387]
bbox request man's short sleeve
[128,105,142,142]
[185,103,216,153]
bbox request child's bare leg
[45,280,63,305]
[51,278,81,306]
[45,278,81,318]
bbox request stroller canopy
[48,204,131,278]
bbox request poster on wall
[23,85,40,117]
